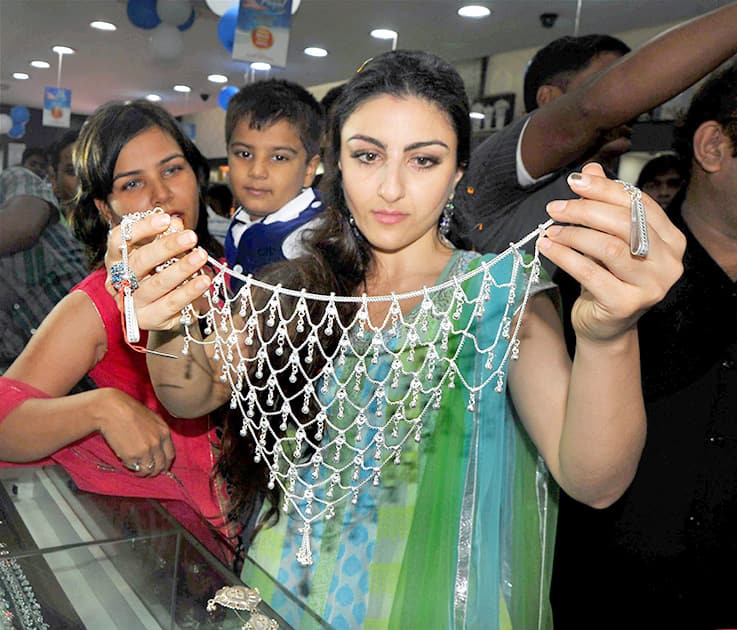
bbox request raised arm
[509,163,685,507]
[522,1,737,178]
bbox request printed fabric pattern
[242,250,557,629]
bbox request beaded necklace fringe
[119,212,550,569]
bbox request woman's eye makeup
[164,163,184,176]
[351,150,379,163]
[120,178,140,191]
[412,155,440,168]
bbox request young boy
[224,79,324,286]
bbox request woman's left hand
[540,162,686,343]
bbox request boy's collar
[233,188,317,226]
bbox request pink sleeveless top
[38,269,232,558]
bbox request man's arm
[522,1,737,179]
[0,195,54,256]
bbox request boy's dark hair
[636,154,687,189]
[523,34,631,113]
[49,129,80,172]
[21,147,47,165]
[225,78,324,158]
[673,62,737,169]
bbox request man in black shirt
[552,62,737,628]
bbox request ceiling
[0,0,730,117]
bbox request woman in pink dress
[0,100,236,562]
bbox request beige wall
[187,21,681,159]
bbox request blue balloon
[8,123,26,139]
[217,6,238,53]
[10,105,30,124]
[127,0,161,30]
[177,8,195,31]
[218,85,239,111]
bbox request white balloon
[204,0,236,17]
[148,24,184,61]
[157,0,192,26]
[0,113,12,135]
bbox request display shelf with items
[0,466,330,629]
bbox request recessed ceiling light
[304,47,328,58]
[458,5,491,18]
[90,20,117,31]
[208,73,228,84]
[370,29,398,40]
[251,62,271,71]
[52,45,75,55]
[469,112,486,119]
[173,84,192,93]
[30,60,50,69]
[146,94,162,102]
[12,72,30,80]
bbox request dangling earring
[439,196,454,236]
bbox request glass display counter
[0,466,330,629]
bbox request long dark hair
[71,99,222,269]
[219,50,471,534]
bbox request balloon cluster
[0,106,31,139]
[127,0,195,62]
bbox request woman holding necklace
[107,52,684,628]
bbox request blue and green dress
[243,250,557,629]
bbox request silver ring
[126,461,141,472]
[146,461,155,470]
[619,181,649,257]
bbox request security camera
[540,12,558,28]
[200,93,210,102]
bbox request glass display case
[0,466,330,629]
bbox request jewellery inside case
[206,585,278,629]
[0,557,50,630]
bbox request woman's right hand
[91,388,175,476]
[104,212,212,331]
